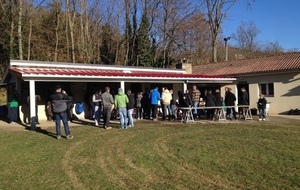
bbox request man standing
[149,87,161,121]
[225,88,237,120]
[160,87,165,120]
[92,89,102,126]
[239,87,249,118]
[126,89,135,127]
[170,89,177,120]
[50,85,73,140]
[114,88,129,129]
[161,88,172,120]
[191,85,201,118]
[240,87,249,105]
[101,87,114,129]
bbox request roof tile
[193,52,300,76]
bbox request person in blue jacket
[149,87,161,121]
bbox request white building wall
[243,72,300,115]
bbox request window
[259,83,274,97]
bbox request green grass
[0,122,300,189]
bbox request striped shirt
[192,89,201,103]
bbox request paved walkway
[1,115,300,131]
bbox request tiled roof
[8,66,235,82]
[192,52,300,77]
[9,67,212,78]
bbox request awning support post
[29,80,37,130]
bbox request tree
[124,0,132,66]
[204,0,237,63]
[173,11,211,64]
[155,0,194,67]
[66,0,76,63]
[263,41,283,54]
[100,24,117,65]
[136,11,154,67]
[232,21,260,58]
[17,0,23,60]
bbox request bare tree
[27,0,47,60]
[156,0,194,67]
[8,1,17,59]
[66,0,76,63]
[232,21,260,58]
[17,0,23,60]
[263,41,283,54]
[204,0,237,63]
[53,0,62,62]
[175,12,211,64]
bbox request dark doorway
[130,83,143,94]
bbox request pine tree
[136,12,154,67]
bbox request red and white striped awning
[6,60,236,83]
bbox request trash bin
[251,108,257,115]
[0,105,8,117]
[266,103,270,115]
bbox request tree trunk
[79,0,85,62]
[66,0,75,63]
[54,2,60,62]
[27,0,33,60]
[18,0,23,60]
[124,0,131,66]
[9,2,16,59]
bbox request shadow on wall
[278,111,290,115]
[20,103,52,122]
[281,85,300,97]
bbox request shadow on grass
[28,126,57,139]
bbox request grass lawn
[0,121,299,189]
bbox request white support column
[183,82,187,92]
[120,81,125,91]
[234,85,238,113]
[29,80,37,130]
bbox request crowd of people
[85,85,267,125]
[7,84,268,140]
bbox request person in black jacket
[205,90,216,119]
[214,89,222,106]
[50,85,73,140]
[127,89,135,127]
[170,89,177,120]
[238,87,249,118]
[257,94,267,121]
[225,88,237,120]
[239,87,249,105]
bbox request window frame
[259,83,274,97]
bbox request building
[192,52,300,115]
[0,59,235,129]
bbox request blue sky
[222,0,300,51]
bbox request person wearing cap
[50,85,73,140]
[114,88,129,129]
[101,86,114,129]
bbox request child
[257,94,267,121]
